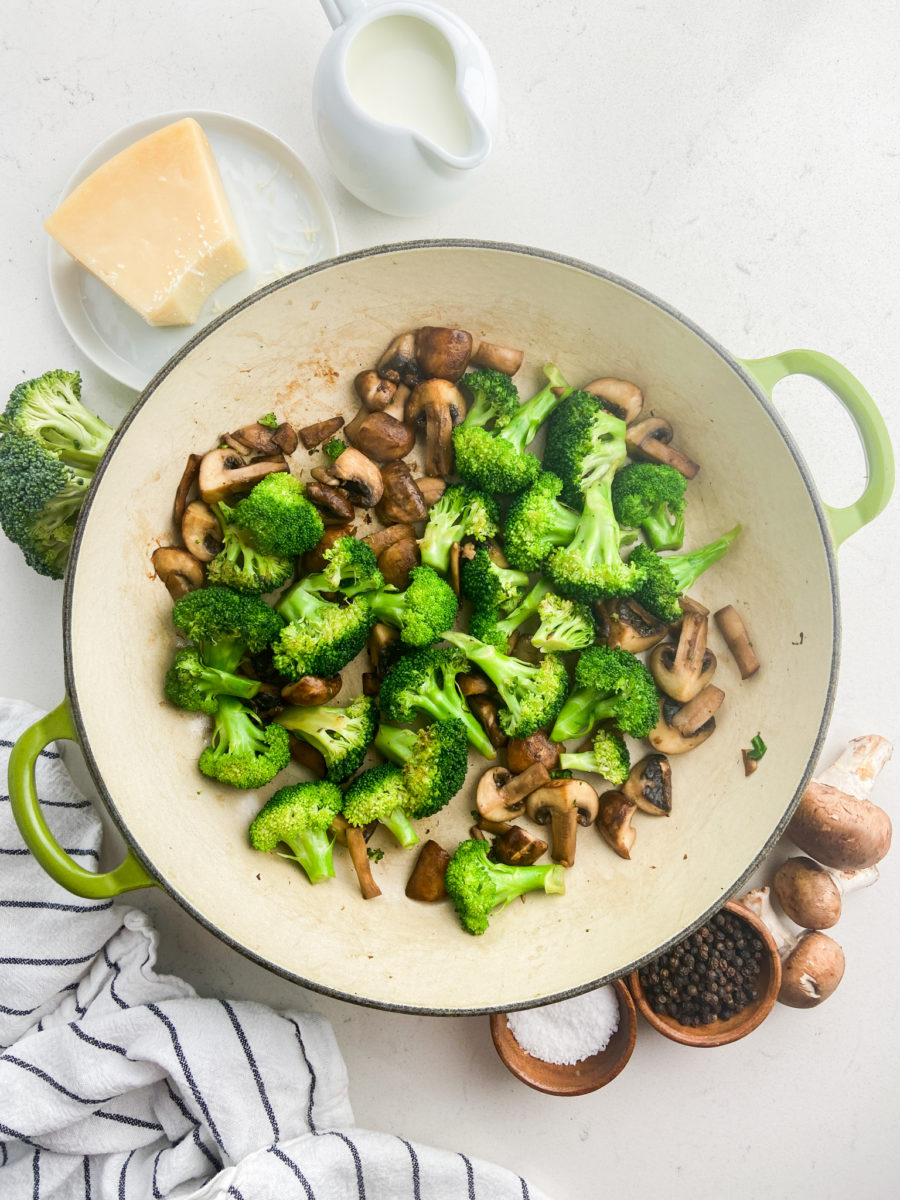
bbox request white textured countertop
[2,3,898,1197]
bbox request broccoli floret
[369,565,458,645]
[444,839,566,935]
[172,585,285,672]
[378,646,496,759]
[323,437,347,459]
[465,577,549,650]
[544,389,628,508]
[0,431,93,579]
[458,367,520,429]
[342,763,419,847]
[306,535,382,597]
[559,728,631,785]
[206,500,294,595]
[248,780,343,885]
[531,592,596,653]
[273,577,374,679]
[198,695,290,789]
[545,472,643,604]
[452,363,572,494]
[257,412,279,430]
[502,472,580,572]
[442,632,569,739]
[276,693,377,783]
[611,462,687,552]
[163,646,261,714]
[374,719,469,818]
[1,369,113,470]
[459,546,531,614]
[551,645,659,742]
[419,485,500,574]
[229,473,324,557]
[628,525,742,622]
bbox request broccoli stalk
[198,695,291,789]
[276,694,377,783]
[531,592,596,653]
[207,500,295,595]
[342,763,419,847]
[628,525,742,622]
[444,839,566,935]
[164,646,261,714]
[545,472,643,604]
[502,472,581,571]
[249,781,343,885]
[551,645,659,742]
[419,485,500,574]
[273,577,374,679]
[368,565,458,645]
[611,462,687,551]
[1,369,113,469]
[373,718,469,818]
[442,631,570,739]
[469,577,553,648]
[559,728,631,785]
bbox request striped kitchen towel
[0,698,549,1200]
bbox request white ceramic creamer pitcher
[313,0,499,216]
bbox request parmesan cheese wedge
[45,118,247,327]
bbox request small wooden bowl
[490,978,637,1095]
[627,899,782,1047]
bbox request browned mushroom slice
[280,675,342,707]
[173,452,203,524]
[506,731,561,775]
[491,824,548,866]
[457,670,492,697]
[476,764,553,823]
[448,541,461,597]
[344,409,415,461]
[377,331,420,388]
[375,462,428,525]
[469,340,524,376]
[287,733,327,778]
[406,378,467,477]
[597,790,637,859]
[648,693,718,755]
[151,547,205,599]
[525,778,600,868]
[354,369,397,411]
[648,608,717,702]
[197,447,286,505]
[367,622,401,677]
[670,684,724,734]
[305,482,356,525]
[272,423,299,455]
[230,423,281,455]
[714,604,761,679]
[363,522,417,558]
[414,477,447,508]
[621,753,672,816]
[332,814,382,900]
[405,839,452,901]
[415,326,473,381]
[598,596,670,653]
[467,695,508,750]
[297,415,345,451]
[626,417,699,479]
[181,500,223,563]
[329,448,384,507]
[302,524,356,574]
[378,538,421,590]
[582,377,644,424]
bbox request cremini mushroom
[414,477,447,508]
[302,524,356,574]
[230,422,282,455]
[405,839,451,901]
[621,753,672,816]
[305,481,356,525]
[377,331,421,388]
[476,763,553,823]
[375,462,428,525]
[354,369,397,412]
[467,695,508,750]
[626,416,699,479]
[328,447,384,507]
[507,731,561,775]
[490,824,548,866]
[525,778,600,868]
[773,856,879,930]
[287,733,327,778]
[596,790,637,859]
[787,735,893,870]
[469,339,524,376]
[648,692,720,755]
[714,604,760,679]
[151,547,205,599]
[363,522,417,558]
[180,500,222,562]
[367,622,401,676]
[280,675,342,707]
[597,596,669,654]
[197,447,286,505]
[332,814,381,900]
[344,409,415,461]
[740,886,846,1008]
[648,608,717,702]
[406,377,467,477]
[297,415,345,451]
[582,377,644,424]
[415,326,473,381]
[173,452,202,524]
[377,538,420,589]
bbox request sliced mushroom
[525,778,600,868]
[375,461,428,525]
[173,452,203,524]
[367,622,401,674]
[597,596,669,653]
[648,609,717,702]
[456,670,493,697]
[648,694,718,755]
[773,856,879,930]
[597,790,637,859]
[305,482,356,525]
[363,522,417,558]
[626,416,699,479]
[621,753,672,816]
[329,448,384,507]
[491,824,548,866]
[354,369,397,412]
[477,763,553,823]
[414,477,447,507]
[469,340,524,376]
[377,331,420,388]
[197,447,286,505]
[151,547,205,599]
[378,538,420,589]
[287,733,326,778]
[448,541,461,597]
[297,415,345,451]
[582,377,644,424]
[415,326,473,381]
[272,422,299,455]
[344,408,416,461]
[280,675,342,707]
[406,378,467,477]
[467,695,508,750]
[332,814,382,900]
[180,500,223,563]
[506,731,561,775]
[230,422,281,455]
[714,605,761,679]
[405,839,451,901]
[670,684,725,735]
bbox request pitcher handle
[319,0,367,30]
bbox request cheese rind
[45,118,247,327]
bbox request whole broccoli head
[502,471,580,572]
[163,646,261,714]
[559,728,631,786]
[543,389,628,508]
[276,693,378,783]
[230,472,324,557]
[273,579,375,680]
[206,500,295,595]
[459,546,530,615]
[551,644,659,742]
[444,839,566,935]
[172,585,285,672]
[198,695,291,789]
[1,369,113,470]
[611,462,687,552]
[311,535,382,596]
[419,484,500,574]
[249,780,343,885]
[369,565,458,646]
[374,718,469,819]
[341,763,419,847]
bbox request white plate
[47,110,339,392]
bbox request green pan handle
[7,699,157,898]
[739,349,894,547]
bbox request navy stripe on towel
[148,1004,225,1152]
[221,1000,279,1141]
[460,1153,476,1200]
[286,1016,317,1134]
[268,1145,316,1199]
[399,1138,421,1200]
[1,1055,114,1105]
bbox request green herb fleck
[258,412,279,429]
[747,733,767,761]
[367,846,384,862]
[324,437,347,459]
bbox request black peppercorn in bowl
[627,900,782,1047]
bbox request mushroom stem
[501,763,553,806]
[670,684,725,735]
[549,808,579,868]
[713,605,760,679]
[816,734,893,800]
[739,886,845,1008]
[332,815,381,900]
